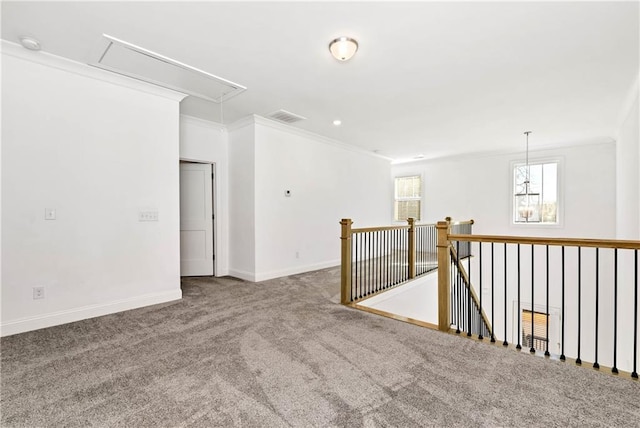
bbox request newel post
[436,218,451,331]
[340,218,353,305]
[407,217,416,279]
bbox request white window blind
[394,176,421,221]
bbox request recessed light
[333,119,342,126]
[19,36,41,51]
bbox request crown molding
[392,137,616,166]
[226,114,391,162]
[180,114,226,132]
[1,40,187,102]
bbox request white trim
[0,290,182,337]
[392,137,616,166]
[228,268,256,282]
[226,115,392,162]
[253,260,340,282]
[89,34,246,103]
[230,260,339,283]
[509,156,564,229]
[393,173,423,223]
[180,114,226,132]
[1,40,187,102]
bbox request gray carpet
[1,267,639,427]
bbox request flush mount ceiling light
[329,37,358,61]
[19,36,41,51]
[333,119,342,126]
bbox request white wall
[614,76,639,373]
[1,43,184,336]
[392,142,617,239]
[179,115,229,276]
[227,116,392,282]
[228,121,257,280]
[391,141,640,371]
[615,77,640,240]
[359,272,439,326]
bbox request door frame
[179,159,216,276]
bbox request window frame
[510,157,563,228]
[393,174,423,222]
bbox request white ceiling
[2,1,638,161]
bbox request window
[394,175,421,221]
[522,309,548,350]
[513,161,558,224]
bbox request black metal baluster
[382,231,386,290]
[366,232,371,296]
[516,244,521,350]
[530,244,535,354]
[468,241,472,337]
[612,248,618,374]
[377,231,381,292]
[457,241,461,334]
[388,230,391,286]
[560,246,566,361]
[576,247,582,365]
[353,235,357,301]
[419,226,422,275]
[504,243,508,347]
[594,248,600,369]
[633,249,638,379]
[545,245,550,356]
[392,229,396,285]
[491,242,495,342]
[479,242,484,340]
[450,257,455,327]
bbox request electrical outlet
[45,208,56,220]
[33,287,45,300]
[138,210,159,222]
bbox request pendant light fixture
[515,131,540,222]
[329,37,358,61]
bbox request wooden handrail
[352,222,437,234]
[352,225,409,233]
[448,234,640,250]
[449,219,475,226]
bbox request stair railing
[340,217,441,305]
[437,223,640,378]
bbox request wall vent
[89,34,246,103]
[267,109,307,124]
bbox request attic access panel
[89,34,246,103]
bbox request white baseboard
[228,260,340,283]
[0,289,182,337]
[254,260,340,282]
[227,269,256,282]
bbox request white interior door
[180,162,213,276]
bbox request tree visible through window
[394,175,421,221]
[513,161,558,223]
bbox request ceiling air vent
[89,34,246,103]
[267,110,307,124]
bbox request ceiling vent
[267,109,307,124]
[89,34,246,103]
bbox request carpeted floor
[1,267,639,427]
